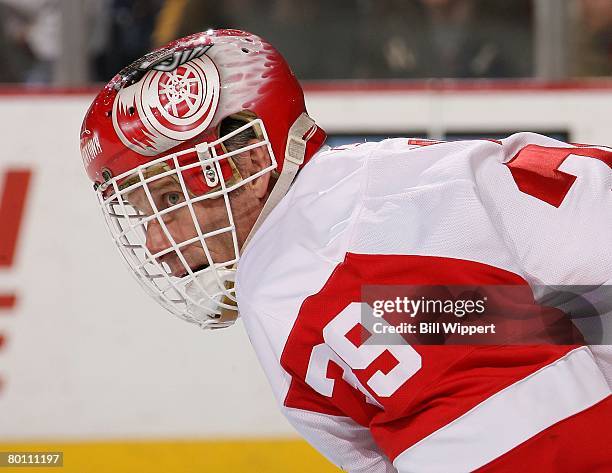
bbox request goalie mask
[79,30,326,329]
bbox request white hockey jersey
[235,133,612,472]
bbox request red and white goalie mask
[79,30,326,329]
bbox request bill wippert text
[372,322,496,336]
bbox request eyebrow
[147,179,181,194]
[126,179,179,209]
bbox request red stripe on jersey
[477,396,612,472]
[280,254,577,461]
[407,139,445,147]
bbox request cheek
[189,200,236,261]
[166,208,200,242]
[203,233,237,261]
[194,200,231,233]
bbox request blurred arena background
[0,1,611,472]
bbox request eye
[163,192,183,207]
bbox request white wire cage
[95,118,276,329]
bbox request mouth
[174,263,210,279]
[155,250,211,279]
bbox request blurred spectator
[1,0,608,84]
[151,0,534,80]
[359,0,427,78]
[360,0,532,78]
[152,0,364,80]
[250,0,364,80]
[94,0,164,82]
[0,0,61,83]
[153,0,229,47]
[0,0,113,84]
[573,0,612,76]
[0,3,29,82]
[422,0,502,77]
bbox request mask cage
[96,118,276,329]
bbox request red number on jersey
[506,145,612,207]
[305,303,421,403]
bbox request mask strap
[242,113,316,250]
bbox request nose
[145,219,173,256]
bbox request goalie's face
[126,176,232,278]
[97,126,276,329]
[125,138,273,278]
